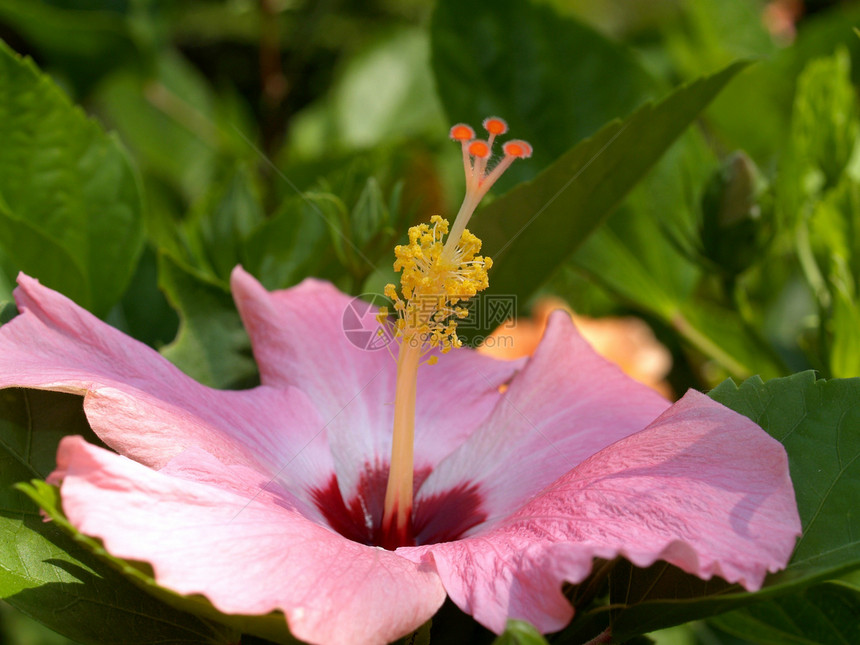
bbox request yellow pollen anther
[383,215,491,356]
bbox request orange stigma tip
[483,116,508,135]
[449,124,475,141]
[503,140,533,159]
[468,140,491,158]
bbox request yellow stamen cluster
[379,118,530,549]
[379,215,492,356]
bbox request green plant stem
[670,310,750,378]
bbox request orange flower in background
[479,297,674,399]
[763,0,803,45]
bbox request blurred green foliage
[2,1,860,644]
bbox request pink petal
[0,274,336,510]
[230,267,523,497]
[417,312,670,523]
[401,390,800,633]
[53,436,446,645]
[415,348,527,469]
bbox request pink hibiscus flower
[0,119,800,645]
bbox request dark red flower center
[310,462,486,549]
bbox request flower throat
[378,117,532,549]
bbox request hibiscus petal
[0,274,336,507]
[230,267,523,495]
[53,436,446,645]
[402,390,800,633]
[417,311,670,524]
[415,348,527,469]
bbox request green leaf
[351,177,389,249]
[158,254,258,389]
[432,0,656,179]
[241,195,331,290]
[0,301,16,325]
[255,146,420,290]
[703,3,860,163]
[332,27,446,150]
[830,284,860,378]
[571,144,787,383]
[0,261,13,303]
[669,301,785,381]
[596,372,860,639]
[107,245,180,350]
[0,389,236,644]
[20,479,298,645]
[93,50,223,202]
[0,40,144,316]
[290,27,445,157]
[1,600,78,645]
[806,177,860,378]
[0,0,137,92]
[469,61,747,320]
[789,47,857,192]
[393,619,431,645]
[491,620,549,645]
[185,163,266,282]
[711,582,860,645]
[661,0,776,80]
[712,372,860,582]
[568,132,711,319]
[0,211,88,305]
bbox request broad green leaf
[469,61,747,321]
[21,480,298,645]
[713,372,860,582]
[0,40,144,316]
[158,254,258,389]
[491,620,549,645]
[432,0,656,181]
[0,212,88,305]
[596,372,860,639]
[0,389,236,644]
[711,582,860,645]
